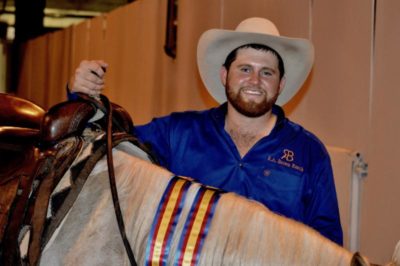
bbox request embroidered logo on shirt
[281,149,295,162]
[267,149,304,173]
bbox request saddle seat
[0,93,135,265]
[0,93,134,181]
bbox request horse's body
[1,93,399,266]
[39,139,360,265]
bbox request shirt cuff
[66,83,79,101]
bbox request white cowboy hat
[197,17,314,106]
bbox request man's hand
[68,60,109,96]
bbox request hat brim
[197,29,314,106]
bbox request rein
[83,94,138,266]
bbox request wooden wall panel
[18,35,49,106]
[86,15,107,60]
[70,21,91,71]
[104,0,165,124]
[16,42,33,101]
[361,0,400,263]
[169,0,222,112]
[46,28,73,106]
[223,0,310,38]
[19,29,73,109]
[290,0,373,154]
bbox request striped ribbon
[145,176,191,266]
[173,186,221,266]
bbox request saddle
[0,93,141,265]
[0,94,45,246]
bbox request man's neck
[224,104,277,158]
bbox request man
[68,17,343,245]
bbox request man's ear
[220,66,227,87]
[278,76,286,94]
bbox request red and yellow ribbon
[174,186,220,266]
[145,177,190,266]
[145,177,221,266]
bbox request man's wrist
[66,83,78,101]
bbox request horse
[1,93,399,265]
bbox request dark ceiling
[47,0,132,13]
[5,0,131,13]
[0,0,134,41]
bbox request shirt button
[263,169,271,176]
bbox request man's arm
[304,156,343,245]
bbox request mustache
[239,86,266,94]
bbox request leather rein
[84,94,138,266]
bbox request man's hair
[223,43,285,79]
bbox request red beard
[226,85,279,117]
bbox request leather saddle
[0,93,137,265]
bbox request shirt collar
[211,102,287,129]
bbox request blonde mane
[40,141,394,266]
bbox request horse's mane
[102,142,355,265]
[1,93,396,265]
[39,134,400,266]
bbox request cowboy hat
[197,17,314,106]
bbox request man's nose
[248,72,260,85]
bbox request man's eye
[261,70,272,76]
[240,67,250,72]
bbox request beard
[225,84,279,118]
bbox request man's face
[221,47,285,117]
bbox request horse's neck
[39,142,171,265]
[40,141,365,266]
[198,193,354,266]
[116,144,355,266]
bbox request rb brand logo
[281,149,295,162]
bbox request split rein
[79,93,138,266]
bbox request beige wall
[362,0,400,261]
[291,0,400,262]
[15,0,400,264]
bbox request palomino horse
[1,94,399,265]
[38,134,400,266]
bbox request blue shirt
[134,103,343,245]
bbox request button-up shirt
[135,103,343,245]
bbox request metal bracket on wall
[349,152,368,252]
[164,0,177,58]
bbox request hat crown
[235,17,280,36]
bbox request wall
[362,0,400,261]
[14,0,400,263]
[0,42,6,92]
